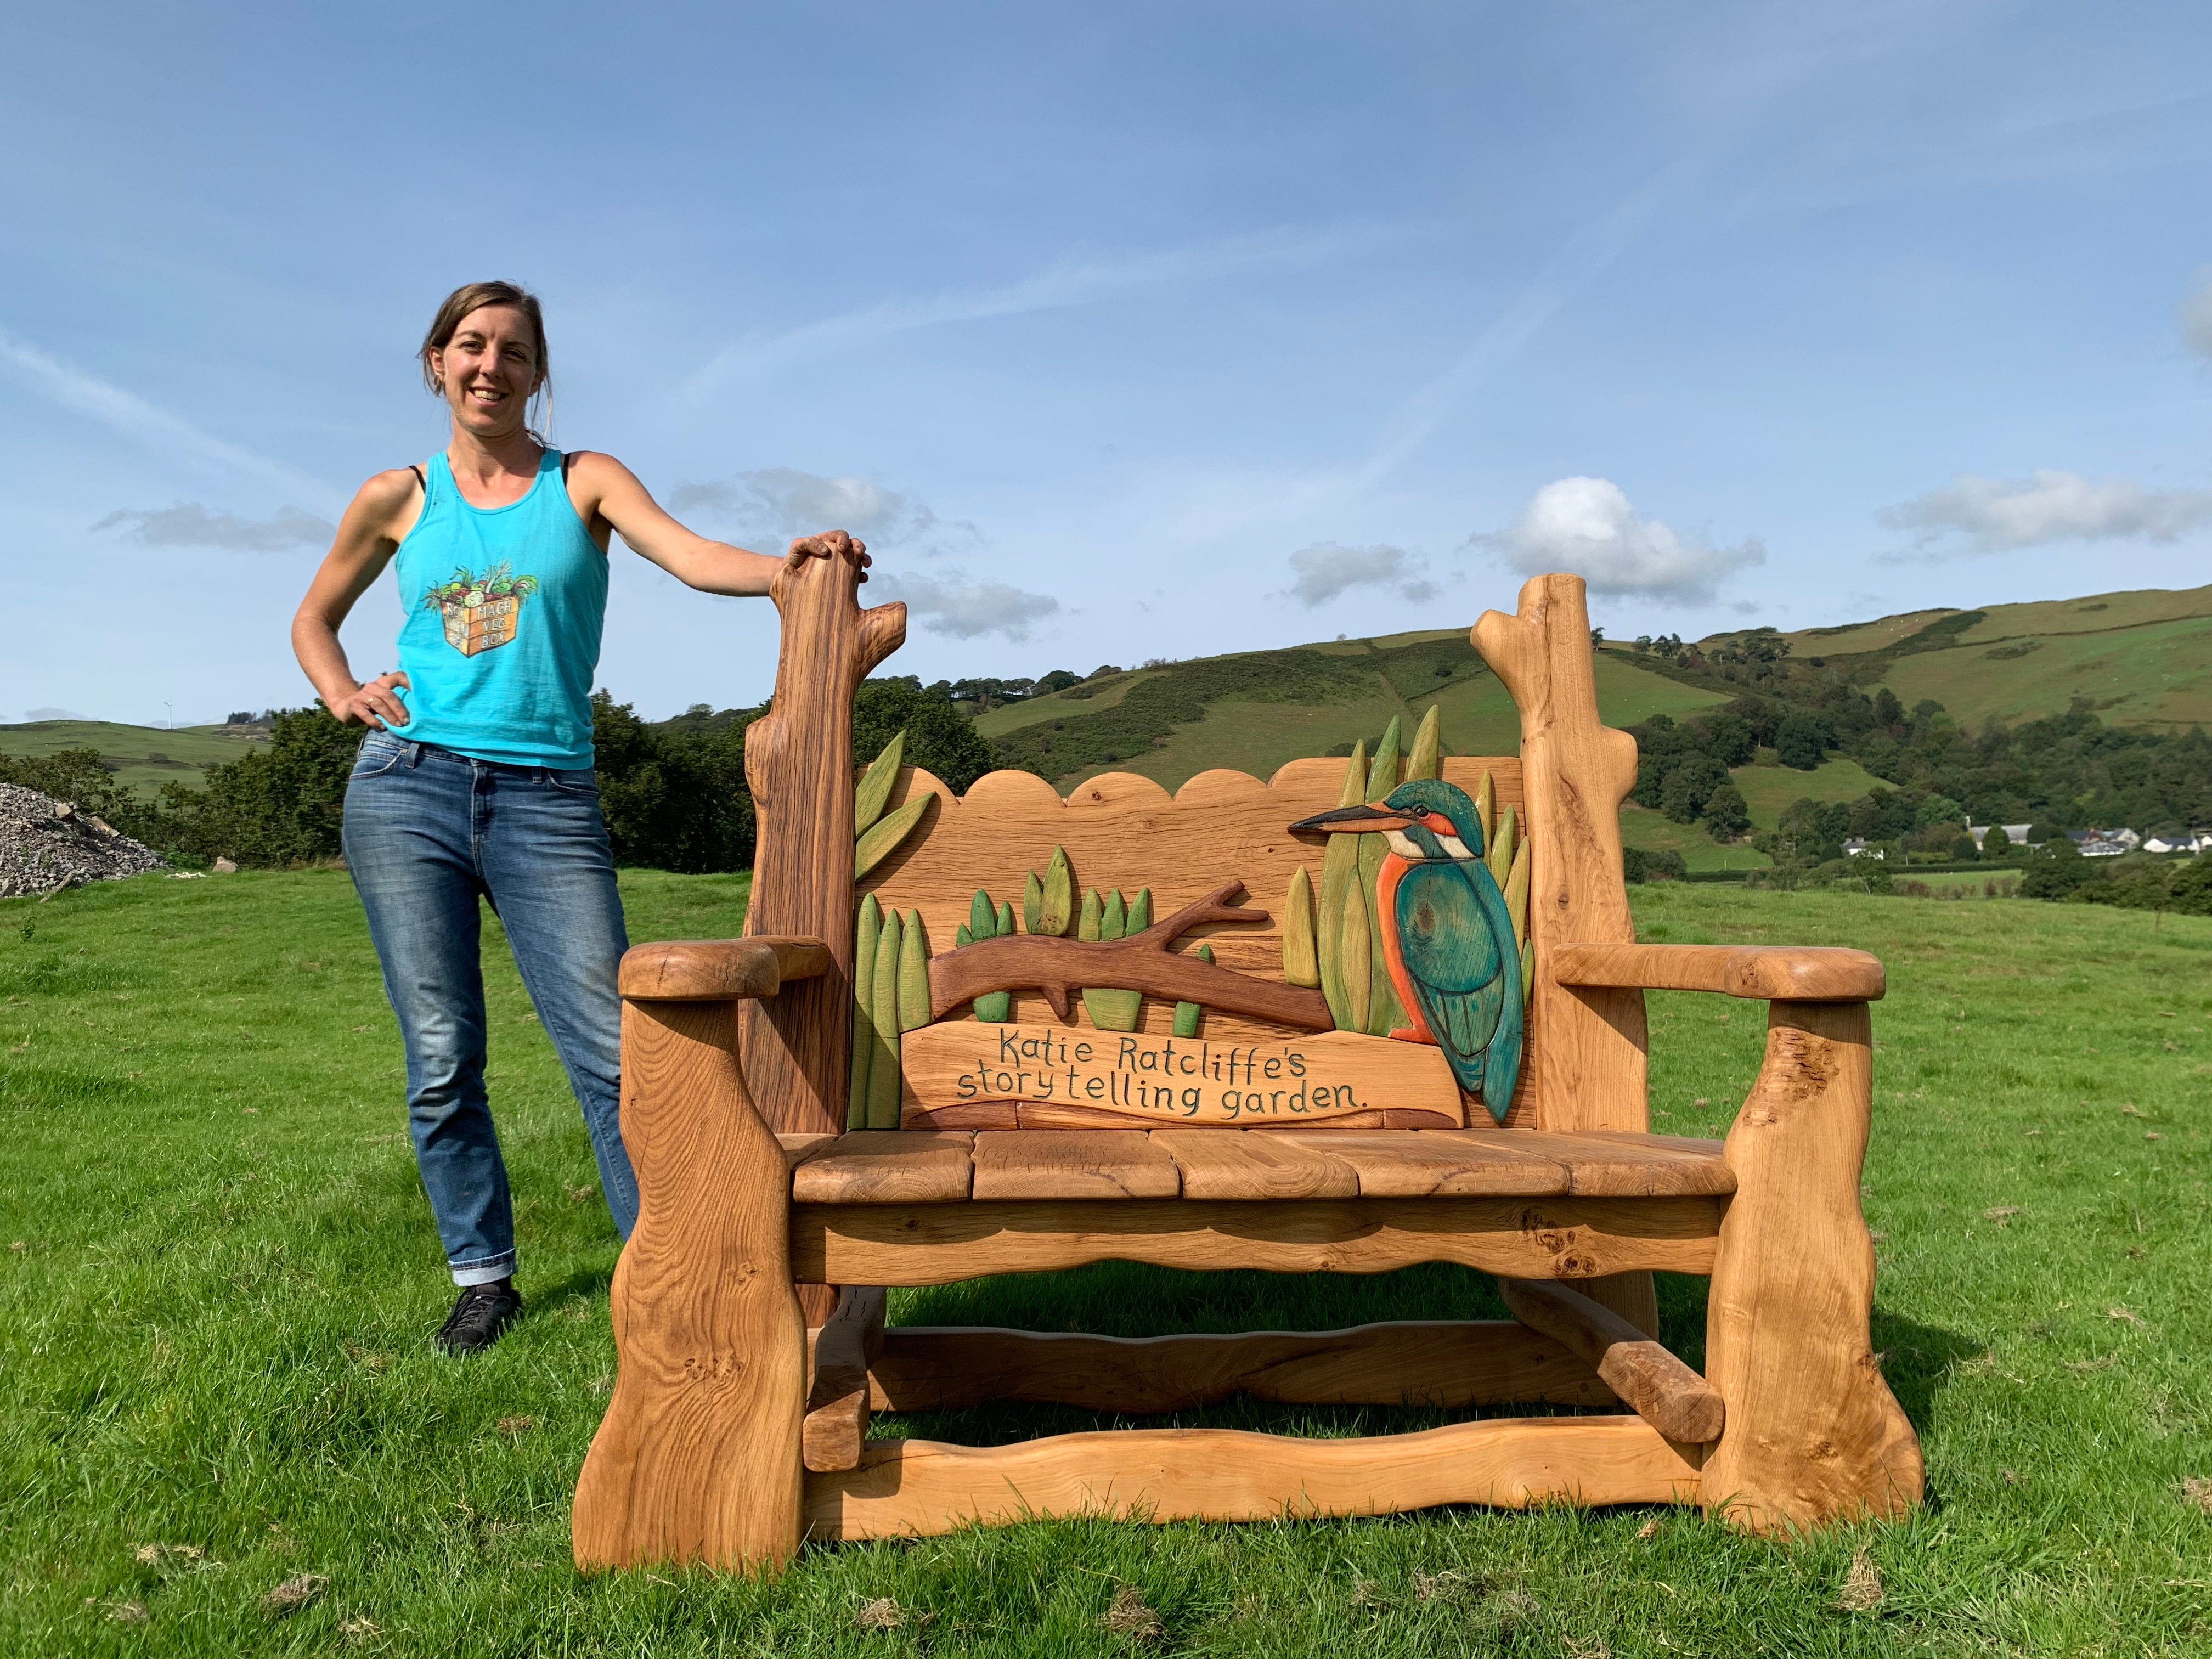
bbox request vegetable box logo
[425,562,539,657]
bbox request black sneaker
[434,1279,522,1354]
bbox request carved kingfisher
[1291,779,1523,1120]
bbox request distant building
[1966,822,2033,849]
[2074,828,2136,857]
[2143,832,2210,855]
[1841,838,1885,859]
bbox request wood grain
[738,544,905,1138]
[804,1416,1700,1538]
[1254,1129,1572,1196]
[1151,1128,1359,1200]
[1701,1001,1925,1532]
[928,881,1331,1029]
[1472,573,1655,1335]
[1468,574,1646,1136]
[572,997,805,1572]
[802,1285,885,1473]
[969,1130,1183,1200]
[789,1131,975,1205]
[901,1101,1464,1131]
[861,759,1521,1045]
[898,1022,1465,1127]
[1553,943,1885,1003]
[865,1320,1617,1413]
[792,1194,1725,1285]
[1499,1277,1725,1444]
[617,936,832,1002]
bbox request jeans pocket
[547,768,599,795]
[351,738,408,780]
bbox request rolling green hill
[983,630,1727,793]
[0,721,266,795]
[1762,583,2212,732]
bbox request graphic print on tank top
[421,560,541,657]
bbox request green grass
[1618,805,1770,872]
[1879,613,2212,734]
[1732,755,1891,828]
[5,873,2210,1655]
[0,720,266,796]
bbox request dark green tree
[1703,782,1751,840]
[1774,712,1833,770]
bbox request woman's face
[429,304,541,439]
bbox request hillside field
[3,871,2209,1656]
[0,720,263,795]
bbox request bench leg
[573,997,806,1573]
[1701,1000,1923,1532]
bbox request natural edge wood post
[738,548,907,1138]
[573,997,806,1573]
[1701,1001,1924,1532]
[1472,572,1655,1334]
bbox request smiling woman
[287,280,872,1355]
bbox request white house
[1967,822,2034,849]
[2143,832,2210,855]
[1842,838,1884,859]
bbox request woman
[292,279,864,1353]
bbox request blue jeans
[342,732,638,1285]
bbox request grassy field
[1732,755,1892,828]
[1617,805,1770,873]
[0,721,264,796]
[1878,613,2212,735]
[1019,647,1724,795]
[4,872,2209,1656]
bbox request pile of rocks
[0,782,168,899]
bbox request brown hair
[417,281,551,417]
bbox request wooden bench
[572,565,1923,1573]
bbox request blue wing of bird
[1395,858,1523,1121]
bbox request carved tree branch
[927,880,1333,1030]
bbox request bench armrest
[618,936,833,1001]
[1550,942,1883,1002]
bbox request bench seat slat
[969,1131,1181,1200]
[790,1131,975,1204]
[1153,1128,1359,1200]
[782,1127,1730,1204]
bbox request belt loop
[405,740,421,767]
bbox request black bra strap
[408,463,425,490]
[562,451,578,484]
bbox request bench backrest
[736,567,1645,1139]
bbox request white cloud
[1877,470,2212,556]
[22,707,87,721]
[93,502,334,552]
[2183,270,2212,358]
[1283,542,1437,607]
[669,467,968,552]
[871,571,1059,643]
[1482,477,1764,602]
[0,322,334,507]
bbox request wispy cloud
[871,570,1059,642]
[1282,542,1436,607]
[1877,470,2212,557]
[1478,476,1764,603]
[669,467,972,552]
[1350,151,1715,496]
[0,323,334,507]
[680,223,1388,400]
[94,502,334,552]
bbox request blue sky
[3,1,2210,725]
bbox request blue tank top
[388,448,607,768]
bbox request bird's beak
[1290,803,1411,837]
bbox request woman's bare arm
[290,469,422,728]
[566,452,869,594]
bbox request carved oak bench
[572,568,1923,1573]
